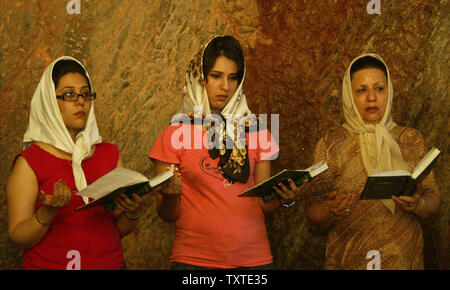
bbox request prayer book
[238,161,329,202]
[360,147,440,199]
[75,167,174,211]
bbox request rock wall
[0,0,448,269]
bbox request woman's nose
[75,94,85,106]
[221,77,229,91]
[367,88,377,102]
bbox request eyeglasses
[56,92,97,102]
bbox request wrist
[124,210,144,220]
[413,195,425,214]
[34,207,56,226]
[161,192,181,199]
[327,203,343,220]
[279,198,296,208]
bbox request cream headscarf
[342,53,407,214]
[23,56,102,204]
[175,35,251,120]
[173,35,256,184]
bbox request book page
[307,161,329,178]
[371,170,410,177]
[76,167,149,200]
[412,147,440,179]
[149,170,174,187]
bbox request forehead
[351,68,387,84]
[210,56,238,72]
[56,72,89,89]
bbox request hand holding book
[391,192,421,213]
[76,167,174,211]
[273,178,309,207]
[113,192,147,219]
[239,161,329,203]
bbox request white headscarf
[23,56,102,204]
[342,53,407,214]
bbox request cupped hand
[327,192,357,217]
[39,179,72,208]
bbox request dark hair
[203,35,245,85]
[350,56,388,80]
[52,59,91,90]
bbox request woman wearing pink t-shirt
[149,35,306,269]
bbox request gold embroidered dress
[307,125,440,269]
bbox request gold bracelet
[34,213,51,226]
[124,211,144,220]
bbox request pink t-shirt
[149,123,279,268]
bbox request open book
[360,147,440,199]
[238,161,329,202]
[75,167,174,211]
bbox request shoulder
[21,143,41,157]
[160,122,191,136]
[94,142,120,159]
[320,125,350,150]
[95,142,119,151]
[394,125,424,145]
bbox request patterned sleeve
[411,130,441,215]
[304,137,335,206]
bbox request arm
[255,160,280,213]
[392,131,441,218]
[303,138,358,229]
[114,156,148,237]
[152,159,182,222]
[7,156,70,249]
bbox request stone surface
[0,0,448,269]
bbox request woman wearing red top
[6,57,145,269]
[149,35,306,269]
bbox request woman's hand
[327,192,357,218]
[114,193,146,218]
[392,193,421,213]
[161,165,182,197]
[39,179,72,208]
[273,179,308,207]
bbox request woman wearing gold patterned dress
[304,54,441,269]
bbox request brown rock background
[0,0,448,269]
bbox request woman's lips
[74,111,86,117]
[216,95,228,101]
[365,107,379,113]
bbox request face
[55,72,92,139]
[205,55,239,114]
[351,68,388,125]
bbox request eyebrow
[59,85,90,90]
[356,81,386,87]
[209,70,237,75]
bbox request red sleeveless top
[19,143,124,270]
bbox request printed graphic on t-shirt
[199,156,223,181]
